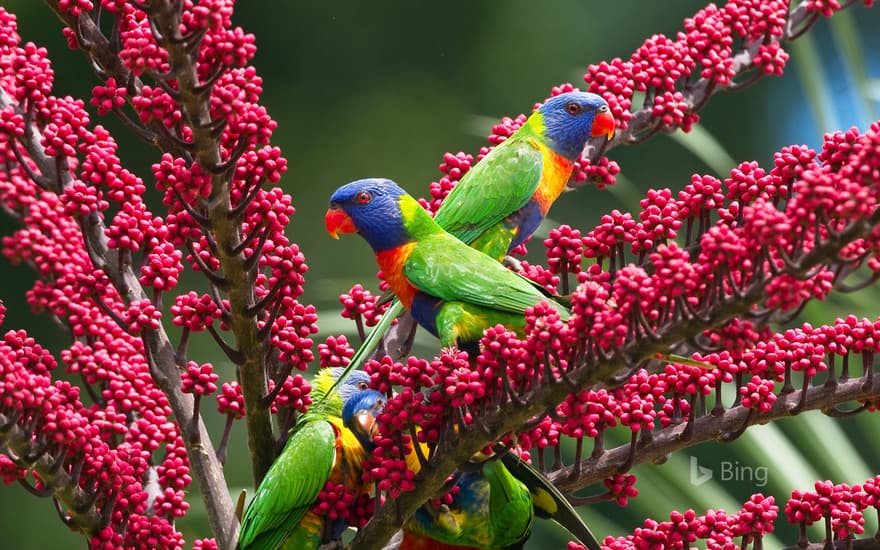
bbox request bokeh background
[2,1,880,548]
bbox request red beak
[591,110,616,140]
[325,208,356,239]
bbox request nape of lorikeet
[237,368,376,550]
[341,91,614,372]
[325,178,570,351]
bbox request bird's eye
[598,104,609,113]
[357,381,369,391]
[566,102,582,115]
[356,192,371,205]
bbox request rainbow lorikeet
[341,91,614,368]
[237,368,379,550]
[434,90,614,262]
[360,403,600,550]
[400,458,534,550]
[325,178,570,350]
[399,458,601,550]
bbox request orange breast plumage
[532,140,575,213]
[375,243,418,309]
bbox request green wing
[433,136,543,246]
[401,460,533,548]
[501,453,601,550]
[404,233,569,320]
[238,420,336,550]
[483,460,534,547]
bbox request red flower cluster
[216,381,244,419]
[0,0,306,545]
[785,479,873,540]
[340,284,386,331]
[603,495,777,549]
[181,362,219,396]
[608,476,880,549]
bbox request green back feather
[433,129,545,252]
[402,226,570,320]
[239,367,365,550]
[483,460,534,547]
[238,420,337,550]
[500,453,601,550]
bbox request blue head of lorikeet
[537,91,615,160]
[329,367,372,401]
[307,366,373,418]
[342,388,385,450]
[325,178,414,252]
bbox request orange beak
[591,110,616,140]
[355,409,380,440]
[325,207,356,239]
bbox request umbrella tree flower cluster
[0,1,878,549]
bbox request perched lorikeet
[237,368,376,550]
[342,91,614,369]
[400,458,534,550]
[325,178,570,350]
[352,399,600,550]
[396,449,598,549]
[434,90,614,262]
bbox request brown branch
[549,375,880,493]
[45,0,276,493]
[0,413,102,535]
[135,1,276,491]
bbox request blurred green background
[1,1,880,548]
